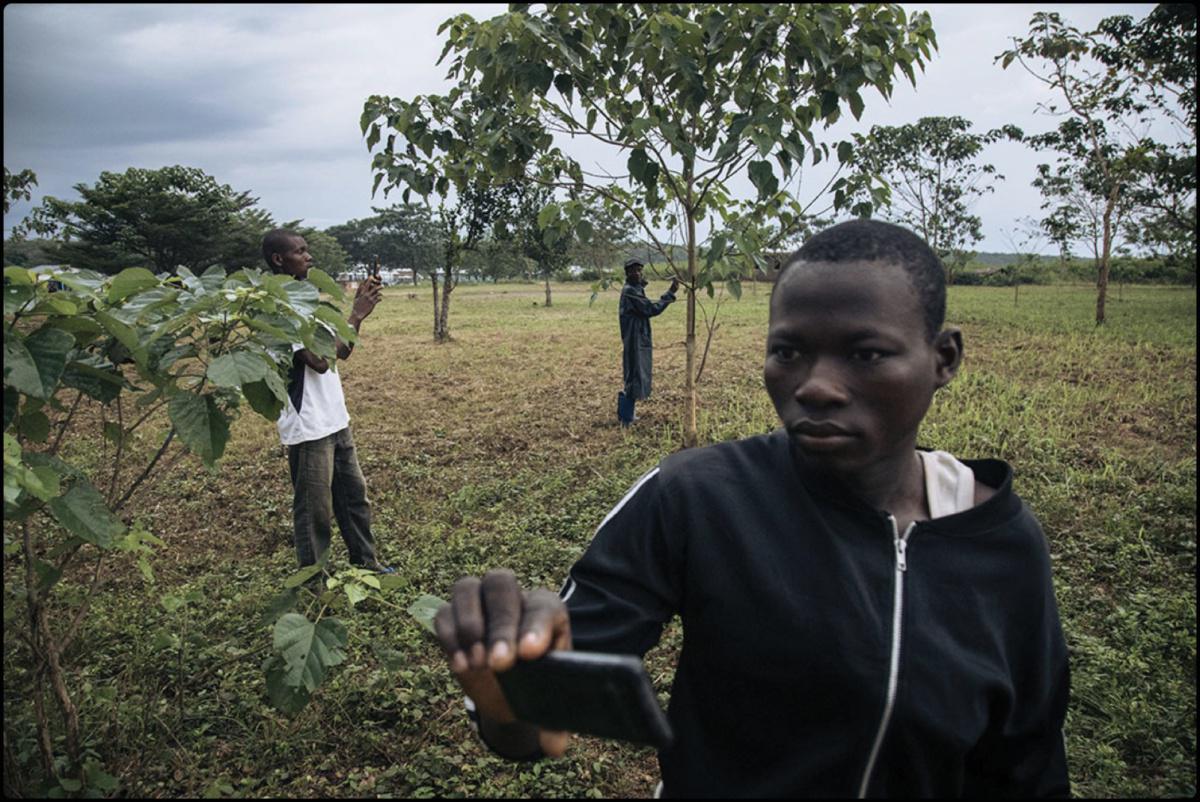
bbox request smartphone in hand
[495,650,674,749]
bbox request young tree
[844,116,1022,285]
[23,166,266,276]
[1000,217,1047,306]
[496,181,574,306]
[1032,157,1134,284]
[998,8,1195,324]
[430,179,515,341]
[362,3,936,446]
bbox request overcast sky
[3,3,1164,253]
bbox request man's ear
[932,327,964,389]
[269,252,283,270]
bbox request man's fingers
[450,576,487,669]
[433,602,468,674]
[481,570,522,671]
[518,588,571,660]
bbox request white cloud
[3,2,1173,253]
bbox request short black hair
[262,228,301,271]
[778,219,946,338]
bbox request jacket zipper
[857,515,915,798]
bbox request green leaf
[5,326,75,400]
[4,336,42,398]
[35,559,63,592]
[47,478,125,548]
[4,386,17,430]
[273,613,348,692]
[160,593,186,613]
[107,267,160,303]
[242,379,284,421]
[83,761,119,792]
[4,266,34,286]
[627,148,650,184]
[344,581,370,606]
[371,642,408,672]
[4,284,35,317]
[17,410,50,443]
[168,392,230,468]
[315,306,357,346]
[747,160,778,200]
[283,562,326,589]
[304,268,344,302]
[94,310,148,367]
[259,588,300,627]
[264,653,311,714]
[407,594,447,636]
[58,778,82,793]
[60,361,126,405]
[207,352,270,388]
[837,141,854,163]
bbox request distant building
[338,265,421,289]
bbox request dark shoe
[618,391,636,425]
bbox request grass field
[5,280,1195,797]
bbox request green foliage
[22,165,273,276]
[327,204,442,278]
[999,9,1196,322]
[843,116,1023,282]
[3,166,38,215]
[3,259,354,793]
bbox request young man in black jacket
[433,220,1071,798]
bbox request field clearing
[6,281,1195,797]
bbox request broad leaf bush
[3,261,350,793]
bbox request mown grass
[4,281,1195,797]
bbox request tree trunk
[544,277,552,307]
[1096,186,1118,325]
[437,266,453,342]
[431,272,441,341]
[684,207,698,449]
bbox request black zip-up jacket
[562,429,1070,798]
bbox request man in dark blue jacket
[618,258,679,425]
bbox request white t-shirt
[275,344,350,446]
[918,449,977,517]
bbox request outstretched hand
[669,278,680,295]
[351,276,383,321]
[434,569,573,757]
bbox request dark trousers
[287,427,378,569]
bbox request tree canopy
[24,166,270,276]
[844,116,1022,283]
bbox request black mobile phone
[495,650,674,749]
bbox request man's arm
[335,276,383,361]
[621,279,679,319]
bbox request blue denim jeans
[287,427,379,569]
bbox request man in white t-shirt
[262,229,392,576]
